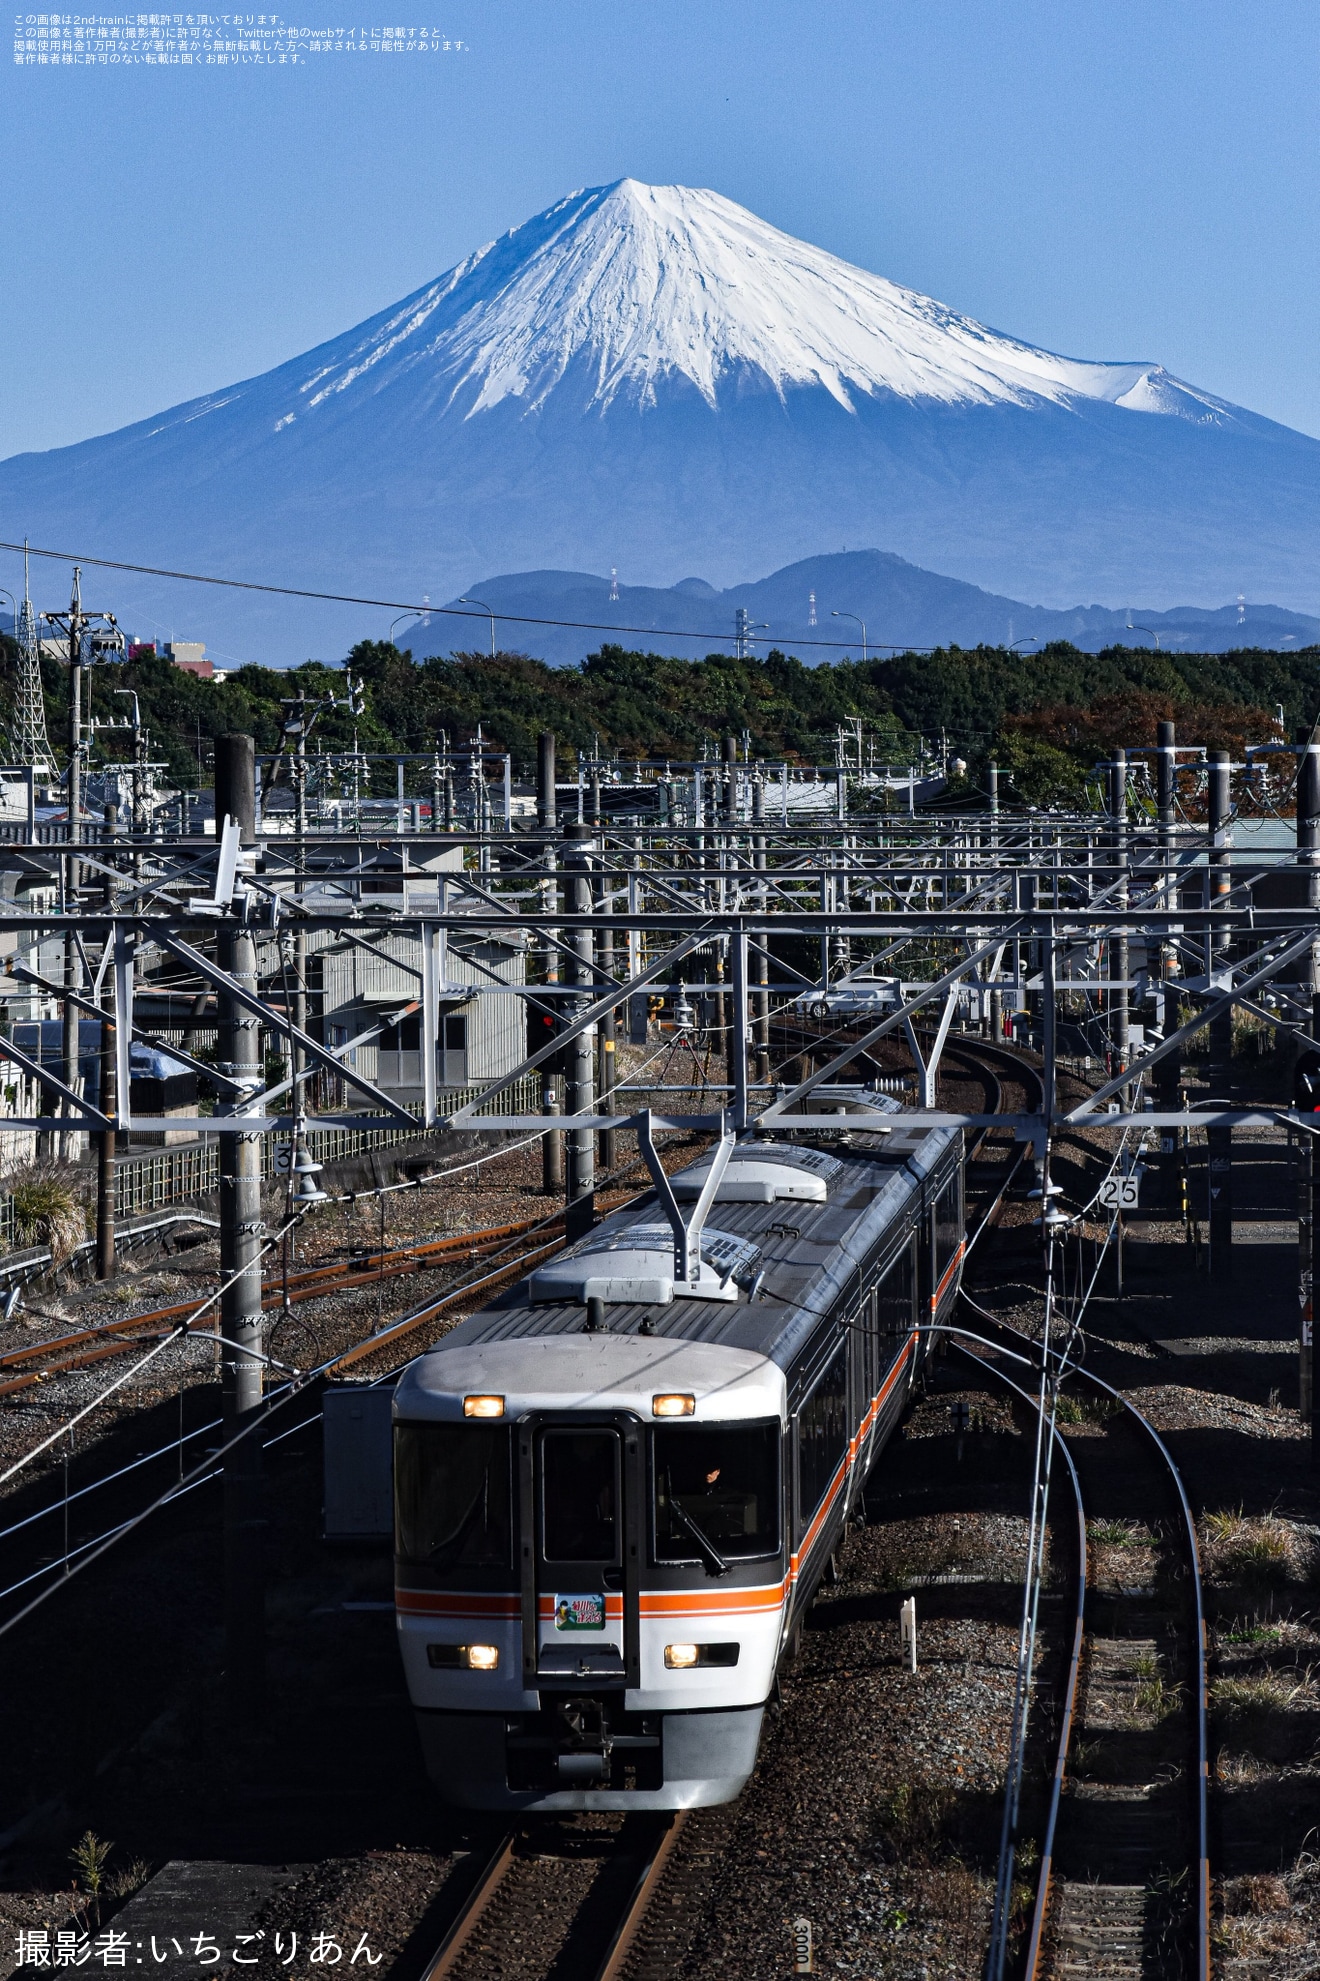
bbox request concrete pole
[214,733,265,1694]
[564,822,596,1242]
[537,733,563,1194]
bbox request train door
[519,1419,642,1686]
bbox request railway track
[0,1218,562,1397]
[922,1031,1210,1973]
[419,1814,686,1981]
[958,1300,1210,1978]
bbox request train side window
[653,1422,780,1562]
[541,1429,619,1563]
[876,1241,916,1338]
[933,1177,962,1289]
[394,1422,512,1570]
[796,1343,848,1530]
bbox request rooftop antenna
[609,566,619,602]
[14,540,55,777]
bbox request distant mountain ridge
[2,178,1319,665]
[421,551,1320,667]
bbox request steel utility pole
[1108,749,1129,1072]
[564,821,596,1241]
[42,570,121,1161]
[1206,750,1233,1279]
[752,772,770,1081]
[1298,736,1320,1457]
[537,733,563,1194]
[96,804,118,1280]
[62,572,86,1163]
[215,733,266,1694]
[597,857,617,1177]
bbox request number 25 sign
[1098,1175,1140,1211]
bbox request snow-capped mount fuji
[272,178,1227,423]
[2,178,1318,665]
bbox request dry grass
[1216,1871,1310,1960]
[1215,1748,1272,1784]
[1211,1671,1315,1720]
[3,1163,89,1262]
[1089,1519,1151,1549]
[1132,1653,1179,1722]
[1200,1509,1309,1585]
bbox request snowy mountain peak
[270,179,1232,427]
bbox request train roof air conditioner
[671,1142,843,1204]
[528,1224,761,1306]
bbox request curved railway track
[895,1025,1209,1974]
[951,1236,1210,1976]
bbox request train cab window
[652,1423,780,1563]
[933,1177,962,1288]
[394,1422,512,1570]
[796,1344,848,1529]
[541,1430,619,1563]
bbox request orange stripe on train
[396,1591,521,1617]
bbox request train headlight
[427,1643,500,1671]
[652,1393,695,1417]
[463,1395,505,1418]
[663,1643,740,1669]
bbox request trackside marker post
[901,1595,917,1672]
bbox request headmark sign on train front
[555,1594,606,1631]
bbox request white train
[391,1114,964,1811]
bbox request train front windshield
[395,1422,513,1570]
[653,1422,780,1561]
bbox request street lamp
[388,610,423,649]
[1127,620,1161,650]
[831,610,867,663]
[459,597,497,659]
[1009,637,1038,655]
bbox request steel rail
[417,1832,519,1981]
[958,1354,1087,1981]
[958,1307,1212,1981]
[592,1813,688,1981]
[0,1220,562,1394]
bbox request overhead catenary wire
[0,537,932,657]
[0,1206,307,1492]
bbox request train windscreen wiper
[665,1474,730,1578]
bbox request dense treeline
[3,631,1319,806]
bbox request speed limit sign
[1098,1174,1139,1211]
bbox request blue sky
[3,0,1317,457]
